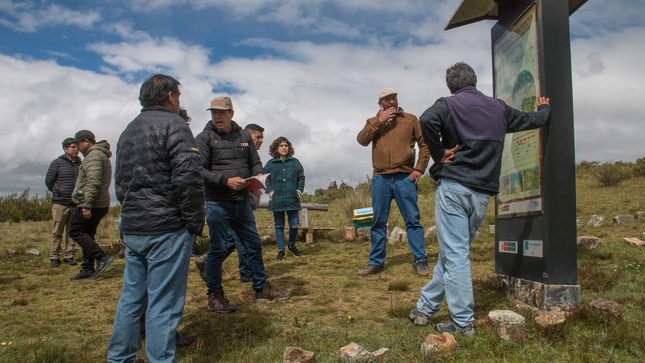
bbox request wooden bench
[257,202,335,244]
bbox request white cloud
[0,2,100,32]
[0,0,644,200]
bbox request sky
[1,0,644,200]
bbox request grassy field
[0,174,643,362]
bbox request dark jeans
[68,206,109,271]
[205,200,267,292]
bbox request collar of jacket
[203,120,242,134]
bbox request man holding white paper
[195,96,291,314]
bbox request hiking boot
[275,249,286,261]
[70,269,96,281]
[195,256,207,283]
[288,245,302,257]
[208,290,236,313]
[435,318,475,337]
[50,259,61,268]
[240,274,253,283]
[357,264,384,277]
[118,246,126,258]
[255,281,292,302]
[90,254,115,279]
[175,332,196,347]
[409,308,434,326]
[63,258,77,266]
[415,261,430,276]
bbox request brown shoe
[358,264,384,277]
[175,332,196,347]
[255,281,292,302]
[207,289,236,313]
[415,261,430,276]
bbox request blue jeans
[107,228,194,363]
[369,173,427,267]
[416,179,489,327]
[273,210,299,250]
[205,200,267,291]
[228,229,251,277]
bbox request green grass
[0,175,644,362]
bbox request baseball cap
[378,87,398,100]
[206,96,233,111]
[72,130,96,143]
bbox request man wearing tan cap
[195,96,291,313]
[357,87,431,277]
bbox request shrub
[633,157,645,177]
[594,162,632,187]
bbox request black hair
[269,136,294,158]
[244,123,265,133]
[62,137,75,149]
[139,74,181,107]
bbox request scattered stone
[4,248,17,256]
[635,211,644,219]
[613,215,634,224]
[387,227,406,244]
[261,235,271,242]
[534,311,568,328]
[587,215,604,227]
[488,310,526,341]
[356,228,370,241]
[624,237,645,248]
[589,298,623,318]
[25,248,40,256]
[344,227,357,241]
[425,226,437,238]
[576,236,602,250]
[283,347,315,363]
[576,219,583,228]
[488,224,496,235]
[339,342,389,363]
[421,333,457,357]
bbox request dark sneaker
[287,245,302,257]
[63,258,77,266]
[275,249,286,261]
[208,290,236,313]
[195,256,207,283]
[415,261,430,276]
[435,318,475,337]
[50,259,61,268]
[175,332,196,347]
[357,264,384,277]
[90,254,115,279]
[70,269,96,281]
[409,308,434,326]
[255,281,292,302]
[240,274,253,283]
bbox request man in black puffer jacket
[195,96,291,314]
[45,137,81,267]
[107,74,204,363]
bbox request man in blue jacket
[107,74,205,363]
[195,96,291,314]
[409,62,551,336]
[45,137,81,267]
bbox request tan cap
[378,87,397,100]
[206,96,233,110]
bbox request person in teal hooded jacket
[264,137,305,261]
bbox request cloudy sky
[1,0,643,199]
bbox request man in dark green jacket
[68,130,114,281]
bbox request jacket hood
[89,140,112,158]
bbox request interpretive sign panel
[493,5,543,218]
